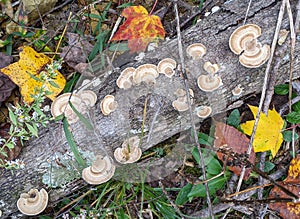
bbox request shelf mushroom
[51,93,85,124]
[133,64,159,85]
[116,67,135,89]
[78,90,97,107]
[17,188,48,216]
[232,84,243,96]
[196,106,212,119]
[197,61,223,92]
[157,58,177,78]
[229,24,270,68]
[172,88,194,112]
[114,136,142,164]
[82,155,115,185]
[186,43,206,60]
[100,95,118,115]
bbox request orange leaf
[214,122,256,179]
[111,6,165,53]
[269,155,300,219]
[1,46,66,104]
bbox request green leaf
[198,132,214,146]
[292,101,300,112]
[264,161,275,172]
[188,175,227,198]
[274,84,289,95]
[63,72,81,93]
[192,147,216,167]
[175,183,193,205]
[286,112,300,124]
[227,109,240,128]
[48,80,60,88]
[283,130,299,142]
[9,109,17,126]
[5,142,15,149]
[68,101,93,130]
[25,123,38,137]
[63,117,86,167]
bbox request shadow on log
[1,0,300,217]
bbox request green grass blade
[68,101,93,130]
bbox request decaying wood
[1,0,300,217]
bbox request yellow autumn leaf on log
[240,105,284,157]
[1,46,66,104]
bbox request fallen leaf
[1,46,66,104]
[111,5,165,53]
[240,105,284,157]
[214,122,255,179]
[269,155,300,219]
[0,52,15,105]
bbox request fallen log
[1,0,299,217]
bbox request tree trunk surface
[1,0,300,217]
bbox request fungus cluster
[17,188,48,216]
[196,106,212,119]
[229,24,270,68]
[186,43,206,60]
[100,95,118,115]
[197,61,223,92]
[116,58,177,90]
[51,90,97,124]
[114,136,142,164]
[82,155,115,185]
[172,88,194,112]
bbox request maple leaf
[1,46,66,104]
[240,105,284,157]
[214,122,255,179]
[269,155,300,219]
[111,5,165,53]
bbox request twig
[243,0,253,25]
[173,1,214,218]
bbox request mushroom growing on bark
[229,24,270,68]
[186,43,207,60]
[197,61,222,92]
[172,88,194,112]
[133,64,158,85]
[157,58,177,78]
[116,67,135,89]
[82,155,115,185]
[232,84,243,96]
[17,188,48,216]
[114,136,142,164]
[78,90,97,107]
[51,93,85,124]
[196,106,212,119]
[100,95,118,115]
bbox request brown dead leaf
[214,122,256,179]
[0,52,15,105]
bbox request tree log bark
[1,0,300,217]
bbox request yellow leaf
[240,105,284,157]
[1,46,66,104]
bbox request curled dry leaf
[269,155,300,219]
[214,122,255,179]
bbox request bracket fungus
[114,136,142,164]
[133,64,159,85]
[196,106,212,119]
[197,61,222,92]
[229,24,270,68]
[78,90,97,107]
[82,155,115,185]
[232,84,243,96]
[172,88,194,112]
[51,93,85,124]
[100,95,118,115]
[116,67,135,89]
[17,188,48,216]
[157,58,177,78]
[186,43,206,60]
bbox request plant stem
[149,0,158,15]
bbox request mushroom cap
[78,90,97,107]
[17,188,48,216]
[114,136,142,164]
[172,88,194,111]
[100,95,118,116]
[203,61,220,74]
[197,75,223,92]
[82,156,115,185]
[232,84,243,96]
[157,58,177,78]
[196,106,212,118]
[239,44,270,68]
[186,43,206,60]
[51,93,83,124]
[117,67,135,89]
[229,24,261,55]
[133,64,158,85]
[172,99,189,112]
